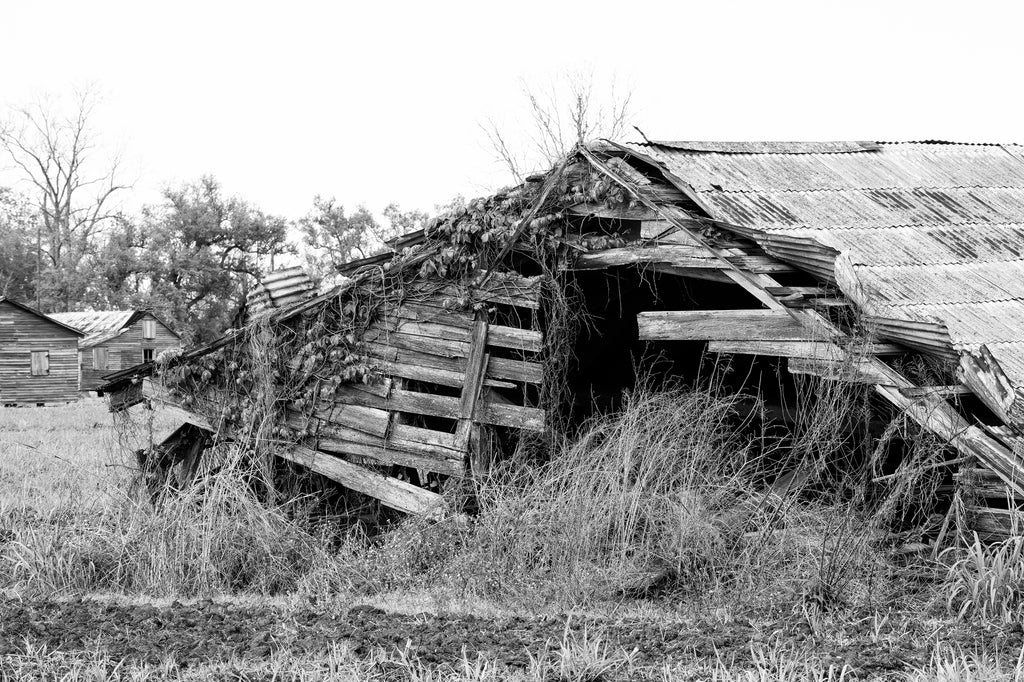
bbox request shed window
[144,348,154,363]
[30,350,49,376]
[93,347,109,370]
[142,319,156,339]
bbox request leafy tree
[298,198,433,287]
[382,202,431,236]
[0,89,128,310]
[298,197,380,285]
[78,213,151,310]
[0,188,40,303]
[144,176,291,343]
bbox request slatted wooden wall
[0,300,81,404]
[289,272,545,480]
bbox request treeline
[0,93,435,344]
[0,178,432,344]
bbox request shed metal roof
[624,140,1024,426]
[50,311,135,337]
[50,310,180,349]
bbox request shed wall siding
[80,315,180,391]
[0,301,80,403]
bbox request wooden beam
[787,357,898,385]
[566,202,661,221]
[280,445,446,517]
[710,340,903,360]
[899,385,974,399]
[456,314,489,455]
[331,383,546,431]
[362,341,543,385]
[284,411,466,477]
[638,310,827,342]
[571,245,718,271]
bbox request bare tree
[483,71,633,183]
[0,88,128,310]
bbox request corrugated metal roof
[624,140,1024,426]
[50,311,134,336]
[48,309,180,348]
[247,266,315,316]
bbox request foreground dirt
[0,596,1016,676]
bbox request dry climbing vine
[137,152,631,491]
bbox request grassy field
[1,397,1023,680]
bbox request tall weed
[943,532,1024,622]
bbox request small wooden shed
[0,297,84,405]
[49,310,181,393]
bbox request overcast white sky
[2,0,1022,221]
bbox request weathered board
[638,310,829,342]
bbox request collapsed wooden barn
[101,140,1024,538]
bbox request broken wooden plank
[782,297,849,309]
[488,356,544,384]
[480,402,545,432]
[315,437,465,477]
[487,325,542,353]
[959,346,1024,426]
[368,357,516,390]
[280,445,445,517]
[330,384,546,431]
[726,255,797,274]
[395,301,474,326]
[899,385,974,399]
[648,265,733,283]
[380,315,542,353]
[710,340,842,359]
[638,310,830,342]
[286,410,463,458]
[362,342,542,385]
[362,329,469,359]
[306,402,391,439]
[640,220,706,245]
[380,318,474,344]
[431,273,542,310]
[764,286,834,298]
[566,202,661,221]
[787,357,899,384]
